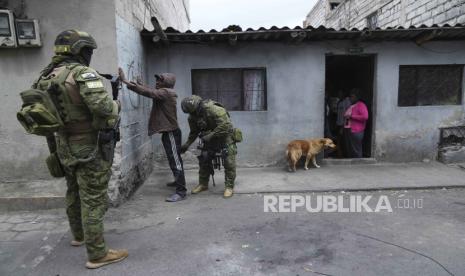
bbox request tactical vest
[198,100,243,143]
[18,64,93,137]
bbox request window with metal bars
[191,68,267,111]
[398,65,463,107]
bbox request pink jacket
[346,101,368,133]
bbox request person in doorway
[118,68,187,202]
[336,90,352,157]
[324,96,333,141]
[344,89,369,158]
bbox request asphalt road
[2,184,465,276]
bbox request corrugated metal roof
[141,20,465,45]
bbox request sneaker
[71,240,84,247]
[223,188,234,198]
[166,181,176,187]
[191,184,208,194]
[85,249,128,269]
[166,193,186,202]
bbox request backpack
[17,68,71,136]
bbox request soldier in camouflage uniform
[35,30,127,269]
[180,95,238,198]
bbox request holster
[99,129,117,162]
[45,152,65,178]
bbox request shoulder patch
[81,72,97,79]
[86,80,104,89]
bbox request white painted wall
[149,40,465,164]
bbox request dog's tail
[286,147,293,162]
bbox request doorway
[324,55,375,158]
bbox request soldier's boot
[223,188,234,198]
[192,184,208,194]
[71,240,84,247]
[85,249,129,269]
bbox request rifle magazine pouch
[232,128,243,143]
[46,152,65,178]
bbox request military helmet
[54,30,97,55]
[181,95,202,113]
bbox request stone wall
[304,0,465,29]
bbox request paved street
[1,175,465,275]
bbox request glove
[180,144,189,154]
[201,133,214,143]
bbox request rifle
[99,73,122,162]
[197,133,227,187]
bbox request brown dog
[286,138,336,172]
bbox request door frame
[324,53,378,159]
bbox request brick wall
[304,0,465,29]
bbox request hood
[155,73,176,88]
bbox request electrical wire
[354,232,455,276]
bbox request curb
[2,185,465,211]
[0,196,65,212]
[215,185,465,195]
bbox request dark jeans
[349,130,364,158]
[161,128,187,195]
[343,128,364,158]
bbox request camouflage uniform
[182,97,237,188]
[35,31,119,261]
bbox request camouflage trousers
[199,143,237,188]
[59,139,111,261]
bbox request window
[398,65,463,106]
[0,13,11,36]
[329,0,342,10]
[191,68,267,111]
[329,2,340,10]
[366,12,378,30]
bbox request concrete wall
[0,0,118,182]
[149,40,465,164]
[371,41,465,161]
[304,0,465,29]
[150,43,327,167]
[110,0,190,204]
[0,0,190,205]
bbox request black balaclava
[79,47,94,66]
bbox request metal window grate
[439,126,465,147]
